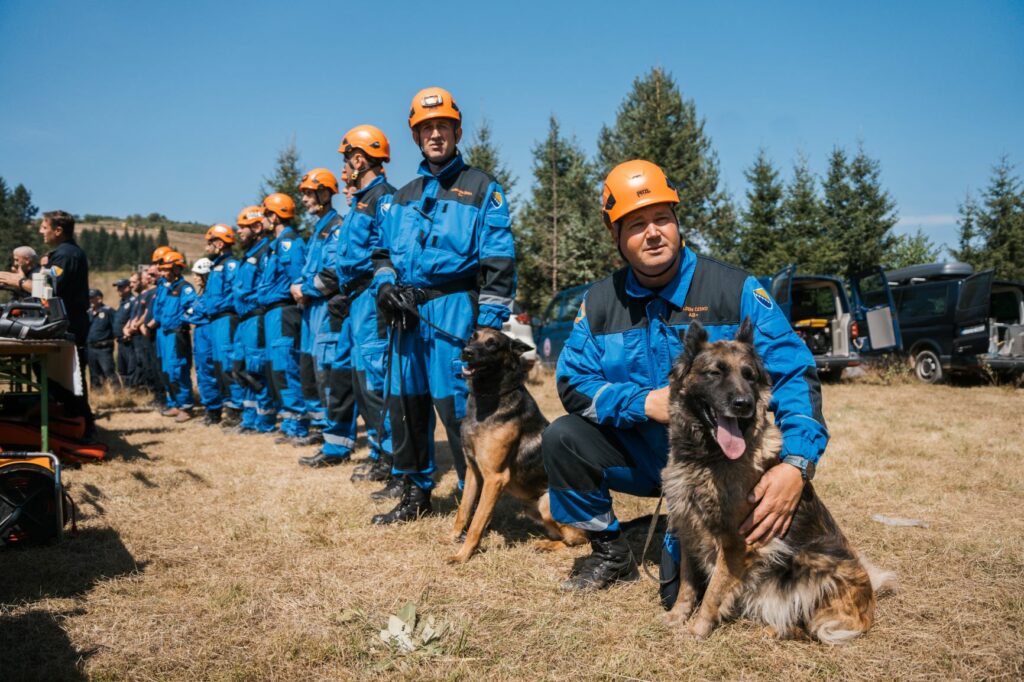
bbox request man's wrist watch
[18,277,29,290]
[781,455,816,481]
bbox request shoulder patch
[490,191,504,210]
[574,300,585,324]
[281,241,292,252]
[184,286,194,295]
[98,312,105,319]
[227,261,237,269]
[752,287,773,310]
[51,265,64,277]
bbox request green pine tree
[778,154,825,273]
[974,157,1024,280]
[0,178,40,262]
[597,67,732,251]
[516,116,611,312]
[259,138,307,228]
[950,191,983,266]
[886,228,941,269]
[737,149,784,274]
[464,117,517,206]
[157,225,170,248]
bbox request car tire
[913,348,943,384]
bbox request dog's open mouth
[697,402,746,460]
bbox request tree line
[77,225,171,271]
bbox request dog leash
[638,493,674,584]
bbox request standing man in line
[202,224,242,426]
[111,276,136,387]
[184,257,221,424]
[86,289,118,388]
[0,212,96,436]
[125,264,161,394]
[291,168,343,447]
[154,250,197,422]
[257,193,307,441]
[370,88,517,524]
[232,205,276,433]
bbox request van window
[991,288,1023,323]
[895,282,949,320]
[858,271,890,309]
[557,289,588,322]
[791,286,837,320]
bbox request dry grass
[2,377,1023,681]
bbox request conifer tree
[259,138,307,228]
[886,228,941,269]
[516,116,611,312]
[778,155,824,273]
[464,117,517,205]
[597,67,732,250]
[157,225,170,248]
[950,191,983,266]
[0,178,39,261]
[738,149,784,273]
[974,157,1024,280]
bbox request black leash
[639,493,674,584]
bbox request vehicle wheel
[913,349,943,384]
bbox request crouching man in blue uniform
[543,160,828,594]
[370,87,516,524]
[258,193,308,440]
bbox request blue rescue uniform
[257,226,307,436]
[233,237,275,431]
[373,153,516,489]
[155,277,197,410]
[204,253,242,413]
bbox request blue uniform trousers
[350,287,389,462]
[234,314,276,432]
[299,300,327,425]
[210,314,243,411]
[265,303,308,437]
[157,328,194,409]
[384,291,473,490]
[193,322,220,411]
[320,312,358,458]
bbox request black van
[765,265,902,379]
[887,262,1024,383]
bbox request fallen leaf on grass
[872,514,929,528]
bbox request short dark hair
[43,210,75,236]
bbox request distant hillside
[78,220,208,267]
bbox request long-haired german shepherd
[447,328,588,563]
[661,319,894,643]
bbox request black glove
[327,293,351,320]
[376,282,400,327]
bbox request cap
[113,278,130,288]
[88,288,103,298]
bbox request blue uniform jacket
[372,153,516,329]
[156,278,197,332]
[298,209,343,300]
[234,237,271,318]
[323,175,395,295]
[150,276,168,327]
[557,248,829,463]
[257,227,306,307]
[204,253,240,317]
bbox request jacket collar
[245,236,269,258]
[353,175,386,199]
[417,152,465,181]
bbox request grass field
[2,376,1022,681]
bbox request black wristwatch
[782,455,816,481]
[18,277,29,290]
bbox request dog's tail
[859,552,898,596]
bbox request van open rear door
[770,264,796,319]
[954,270,994,355]
[850,267,902,353]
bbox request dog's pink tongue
[716,416,746,460]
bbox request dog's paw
[448,530,467,545]
[446,551,471,564]
[664,599,695,628]
[684,617,715,640]
[530,539,567,553]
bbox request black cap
[113,278,130,288]
[88,288,103,298]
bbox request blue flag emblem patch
[753,288,773,310]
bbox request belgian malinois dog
[447,328,588,563]
[661,319,894,642]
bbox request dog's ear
[510,337,534,356]
[736,317,754,345]
[683,320,708,361]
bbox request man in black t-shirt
[87,288,118,388]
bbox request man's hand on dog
[740,463,804,546]
[644,387,671,423]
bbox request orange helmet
[151,245,172,263]
[262,193,295,220]
[159,250,186,270]
[601,160,679,227]
[298,168,339,194]
[205,223,236,244]
[408,87,461,130]
[339,125,391,162]
[237,205,264,227]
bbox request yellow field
[2,377,1022,680]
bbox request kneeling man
[542,160,828,598]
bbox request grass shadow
[94,425,155,462]
[0,526,144,605]
[0,608,90,681]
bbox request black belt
[210,310,237,322]
[89,340,115,349]
[415,277,477,302]
[341,273,373,298]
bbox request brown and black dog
[447,327,588,563]
[661,319,894,642]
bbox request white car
[502,304,538,368]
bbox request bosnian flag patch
[752,288,773,310]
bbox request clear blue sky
[2,1,1022,252]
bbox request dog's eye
[485,339,497,349]
[704,369,721,378]
[741,366,755,381]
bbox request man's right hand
[644,386,671,424]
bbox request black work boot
[560,531,638,591]
[221,407,242,428]
[298,451,346,468]
[369,476,404,500]
[352,456,391,483]
[202,409,222,426]
[371,479,432,525]
[290,432,324,447]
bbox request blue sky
[2,1,1022,252]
